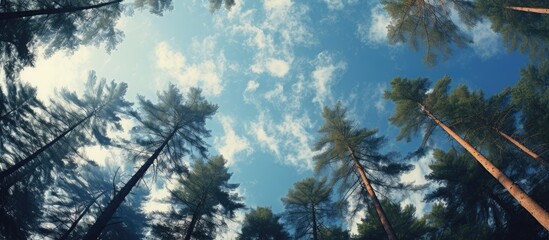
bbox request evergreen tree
[83,85,217,239]
[477,0,549,63]
[0,71,131,184]
[313,102,412,240]
[281,177,337,240]
[150,155,245,240]
[356,199,429,240]
[0,0,124,79]
[383,0,478,65]
[512,62,549,157]
[384,76,549,230]
[238,207,290,240]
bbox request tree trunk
[311,204,318,240]
[60,192,105,240]
[419,103,549,230]
[506,6,549,14]
[347,146,398,240]
[0,111,94,183]
[82,129,176,240]
[0,0,122,20]
[184,210,201,240]
[493,127,549,167]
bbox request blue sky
[18,0,531,236]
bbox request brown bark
[82,128,177,240]
[0,0,123,20]
[506,6,549,14]
[419,103,549,230]
[347,146,398,240]
[493,128,549,168]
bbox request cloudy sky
[19,0,531,236]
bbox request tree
[238,207,290,240]
[424,147,549,239]
[512,62,549,156]
[477,0,549,63]
[384,76,549,230]
[0,0,124,79]
[318,226,350,240]
[0,71,131,184]
[356,199,429,240]
[437,79,549,167]
[313,102,412,240]
[150,155,245,240]
[281,177,337,240]
[37,163,148,239]
[0,0,122,20]
[83,85,217,239]
[383,0,478,65]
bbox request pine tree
[313,102,413,240]
[238,207,290,240]
[281,177,337,240]
[383,0,478,65]
[384,76,549,230]
[356,199,429,240]
[150,155,245,240]
[83,85,217,239]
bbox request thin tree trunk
[0,97,33,121]
[506,6,549,14]
[311,204,318,240]
[419,103,549,230]
[184,210,201,240]
[0,0,122,20]
[60,192,105,240]
[0,111,94,182]
[493,127,549,167]
[82,129,177,240]
[347,146,398,240]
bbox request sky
[18,0,531,237]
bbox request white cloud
[346,192,366,235]
[20,47,92,101]
[400,150,434,217]
[245,80,260,93]
[154,41,224,96]
[264,83,286,102]
[311,52,347,107]
[266,58,290,78]
[357,4,390,45]
[214,115,253,166]
[264,0,292,11]
[469,20,501,59]
[248,111,315,171]
[250,112,281,156]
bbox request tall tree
[512,62,549,156]
[238,207,290,240]
[384,76,549,230]
[425,147,549,239]
[0,71,131,184]
[0,0,124,79]
[150,155,245,240]
[83,86,217,239]
[383,0,478,65]
[281,177,337,240]
[356,199,429,240]
[436,79,549,167]
[477,0,549,63]
[313,102,413,240]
